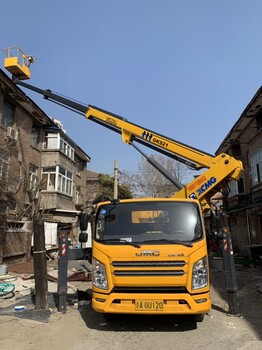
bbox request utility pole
[222,227,238,315]
[114,160,118,200]
[57,231,69,314]
[33,215,48,310]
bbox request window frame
[1,100,14,128]
[29,164,38,190]
[75,186,80,203]
[42,165,73,196]
[250,150,262,186]
[31,126,41,148]
[44,131,75,161]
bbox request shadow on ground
[76,287,198,332]
[78,303,198,332]
[0,293,57,323]
[210,265,262,340]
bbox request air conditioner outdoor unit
[7,127,18,141]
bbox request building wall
[86,170,100,207]
[75,167,89,208]
[0,69,91,262]
[0,86,43,217]
[0,75,45,262]
[216,87,262,257]
[41,150,75,210]
[230,211,249,252]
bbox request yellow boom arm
[15,81,243,212]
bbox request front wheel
[195,313,205,322]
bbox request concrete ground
[0,259,92,319]
[0,258,262,350]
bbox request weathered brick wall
[86,170,100,206]
[86,179,100,205]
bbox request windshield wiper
[99,238,141,248]
[142,239,193,247]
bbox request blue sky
[1,1,262,177]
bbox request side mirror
[79,212,89,231]
[79,232,88,243]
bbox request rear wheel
[195,313,205,322]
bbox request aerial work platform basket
[3,46,35,80]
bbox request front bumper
[92,291,211,315]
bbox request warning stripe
[223,239,234,254]
[62,244,66,256]
[230,240,233,255]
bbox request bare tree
[120,154,190,198]
[0,137,20,213]
[0,127,42,220]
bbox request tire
[195,313,205,322]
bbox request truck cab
[91,198,210,320]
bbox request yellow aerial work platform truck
[4,50,243,322]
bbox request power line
[118,169,153,191]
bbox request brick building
[216,86,262,260]
[0,69,91,263]
[85,170,100,207]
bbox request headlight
[92,258,108,290]
[192,256,208,290]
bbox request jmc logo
[136,250,160,257]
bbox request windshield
[94,201,203,245]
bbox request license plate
[135,300,164,311]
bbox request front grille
[112,259,186,278]
[114,270,184,276]
[112,260,186,268]
[112,286,188,294]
